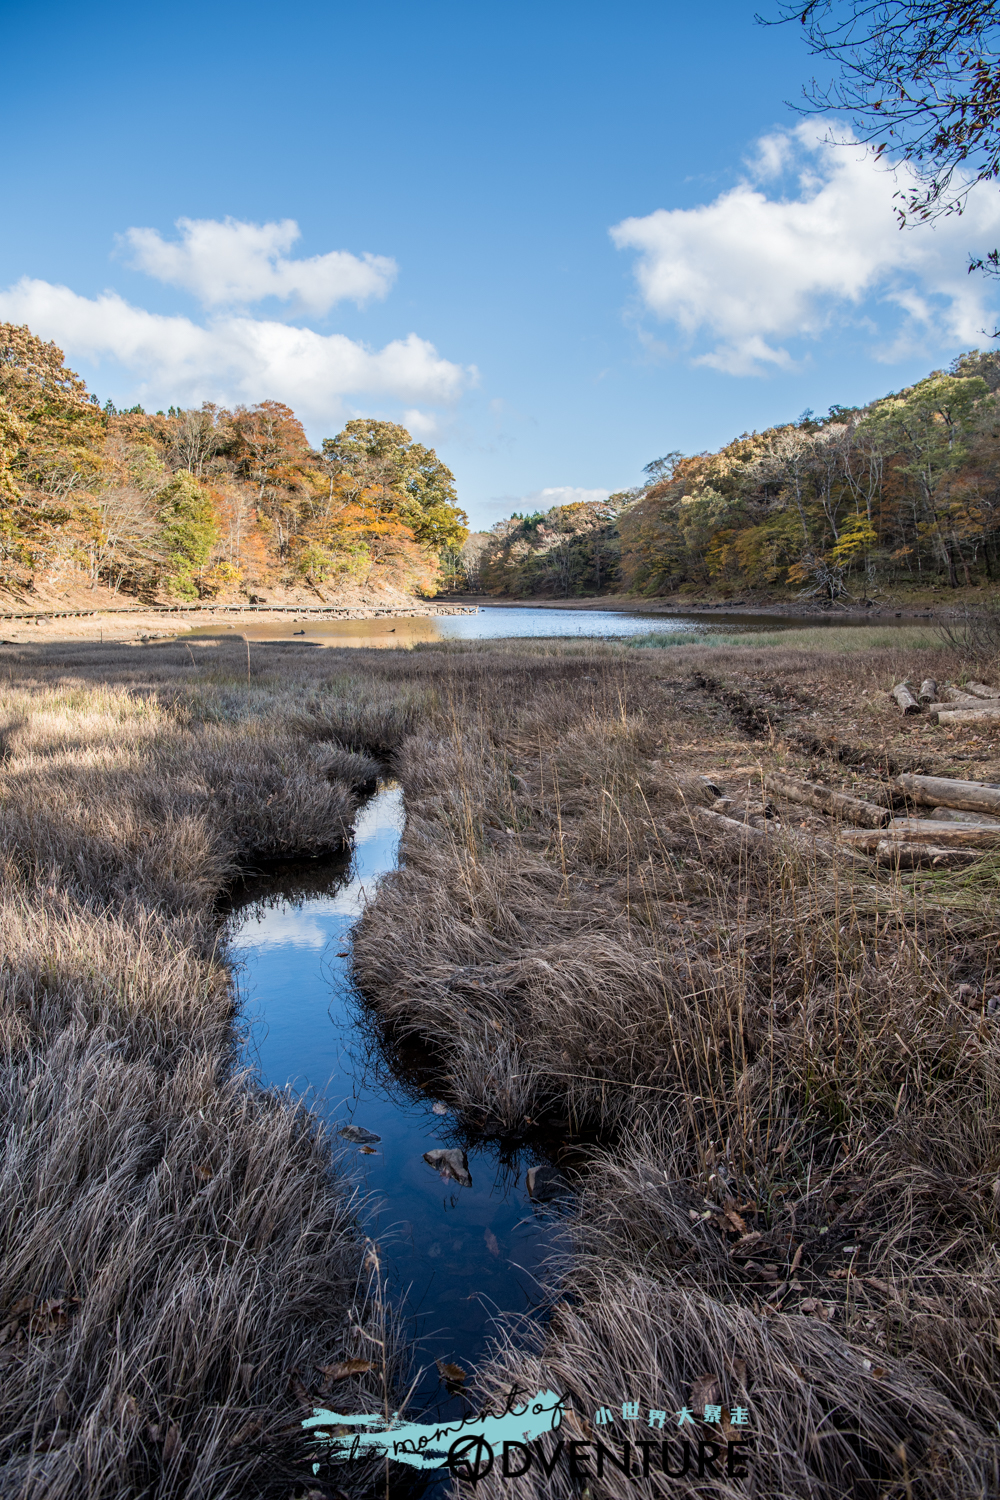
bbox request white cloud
[0,277,475,429]
[610,123,1000,374]
[121,216,396,313]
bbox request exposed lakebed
[223,783,568,1463]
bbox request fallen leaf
[789,1243,803,1275]
[228,1418,262,1448]
[319,1358,373,1384]
[290,1372,310,1406]
[194,1164,212,1182]
[722,1198,746,1232]
[340,1125,381,1145]
[358,1146,377,1155]
[423,1148,472,1188]
[336,952,350,958]
[162,1422,180,1462]
[799,1299,834,1321]
[562,1408,593,1440]
[690,1372,721,1412]
[436,1360,467,1387]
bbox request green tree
[156,472,220,597]
[320,419,468,553]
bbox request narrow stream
[223,783,567,1485]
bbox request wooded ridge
[0,323,469,603]
[473,348,1000,604]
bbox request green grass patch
[629,624,946,652]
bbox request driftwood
[918,678,938,703]
[876,840,983,870]
[884,818,1000,848]
[936,706,1000,726]
[964,682,1000,699]
[897,774,1000,815]
[891,682,921,715]
[764,771,889,828]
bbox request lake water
[185,603,891,649]
[224,785,567,1480]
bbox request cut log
[944,686,976,702]
[891,682,921,715]
[693,808,869,865]
[838,828,886,852]
[876,840,983,870]
[935,706,1000,727]
[692,807,766,847]
[918,678,938,703]
[883,818,1000,847]
[964,681,1000,699]
[764,771,889,828]
[929,805,1000,826]
[924,700,982,714]
[897,774,1000,814]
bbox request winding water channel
[223,784,567,1483]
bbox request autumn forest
[476,348,1000,604]
[5,320,1000,608]
[0,323,471,604]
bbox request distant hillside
[0,323,468,604]
[479,350,1000,604]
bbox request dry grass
[0,639,415,1500]
[348,637,1000,1498]
[4,630,1000,1498]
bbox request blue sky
[3,0,1000,529]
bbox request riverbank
[0,640,419,1500]
[445,589,982,621]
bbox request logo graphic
[447,1435,495,1484]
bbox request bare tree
[772,2,1000,241]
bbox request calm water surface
[224,785,567,1457]
[186,602,913,648]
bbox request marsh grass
[631,623,948,652]
[0,640,413,1500]
[348,637,1000,1498]
[4,632,999,1498]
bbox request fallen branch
[936,706,1000,727]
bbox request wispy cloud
[121,216,396,314]
[610,122,1000,375]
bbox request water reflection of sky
[226,784,566,1450]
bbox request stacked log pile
[890,677,1000,725]
[764,771,1000,870]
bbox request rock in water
[339,1125,381,1144]
[526,1163,569,1202]
[423,1148,472,1187]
